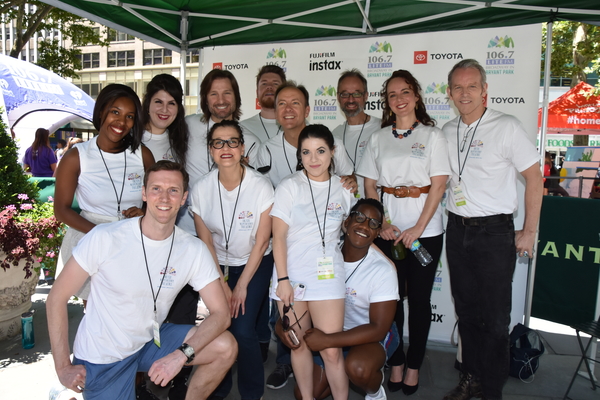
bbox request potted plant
[0,115,65,340]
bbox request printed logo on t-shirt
[357,140,368,159]
[238,210,255,231]
[410,142,426,158]
[345,287,357,306]
[469,140,484,158]
[161,152,175,161]
[327,202,345,221]
[160,265,177,289]
[128,172,142,191]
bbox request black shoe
[266,363,293,389]
[260,341,269,364]
[387,378,403,393]
[136,382,160,400]
[443,373,483,400]
[402,382,419,396]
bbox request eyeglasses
[210,138,243,149]
[282,304,307,331]
[349,210,382,230]
[339,91,365,99]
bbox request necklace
[392,120,419,139]
[342,114,368,167]
[97,142,127,220]
[217,166,244,271]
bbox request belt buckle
[394,186,410,198]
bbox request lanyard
[282,133,294,174]
[342,114,368,168]
[259,113,280,140]
[345,252,369,283]
[206,122,216,172]
[140,218,175,315]
[217,167,244,266]
[456,108,486,183]
[306,172,331,255]
[98,144,126,219]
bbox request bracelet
[277,276,289,282]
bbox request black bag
[509,323,545,382]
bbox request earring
[389,110,393,116]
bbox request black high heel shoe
[402,382,419,396]
[387,378,403,393]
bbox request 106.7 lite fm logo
[424,82,451,122]
[266,48,287,72]
[313,85,337,121]
[367,41,393,78]
[485,35,515,75]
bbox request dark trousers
[446,212,516,400]
[376,234,443,370]
[213,253,273,400]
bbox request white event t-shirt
[356,124,450,237]
[142,130,174,162]
[240,113,281,143]
[72,217,219,364]
[189,166,274,266]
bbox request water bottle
[391,231,406,260]
[21,311,35,349]
[411,240,433,266]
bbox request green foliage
[1,0,108,79]
[0,114,38,208]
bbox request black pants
[375,234,443,370]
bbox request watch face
[180,344,194,360]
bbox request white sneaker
[365,385,386,400]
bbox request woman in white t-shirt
[271,124,354,400]
[54,84,155,300]
[357,70,450,396]
[140,74,189,167]
[190,120,274,400]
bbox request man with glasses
[277,199,399,400]
[332,69,382,198]
[442,59,543,400]
[241,65,286,143]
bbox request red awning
[538,82,600,135]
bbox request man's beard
[260,95,275,109]
[341,102,363,118]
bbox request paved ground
[1,283,599,400]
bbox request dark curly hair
[380,70,435,129]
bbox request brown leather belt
[381,185,431,198]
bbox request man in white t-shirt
[331,69,381,198]
[442,59,543,400]
[277,199,399,400]
[47,161,237,400]
[240,65,286,143]
[255,81,357,190]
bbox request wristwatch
[178,343,195,363]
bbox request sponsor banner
[201,24,541,344]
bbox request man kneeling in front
[47,160,237,400]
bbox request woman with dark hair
[23,128,57,177]
[54,83,155,300]
[271,124,354,400]
[189,119,274,400]
[141,73,189,168]
[357,70,450,396]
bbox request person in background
[55,139,67,160]
[271,124,355,400]
[191,120,274,400]
[543,152,569,197]
[23,128,58,177]
[357,69,449,396]
[332,69,381,198]
[53,84,154,303]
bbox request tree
[0,0,108,79]
[542,22,600,145]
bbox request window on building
[186,49,200,63]
[108,29,135,42]
[78,53,100,69]
[108,50,135,67]
[143,49,172,65]
[78,83,101,99]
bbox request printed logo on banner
[424,82,451,122]
[266,48,287,72]
[212,62,248,71]
[365,91,383,112]
[490,97,525,104]
[0,79,14,97]
[70,90,87,106]
[308,52,342,71]
[433,261,443,292]
[367,41,393,78]
[431,304,445,323]
[485,35,515,75]
[313,85,338,121]
[414,51,427,64]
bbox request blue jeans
[446,212,516,400]
[212,253,273,400]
